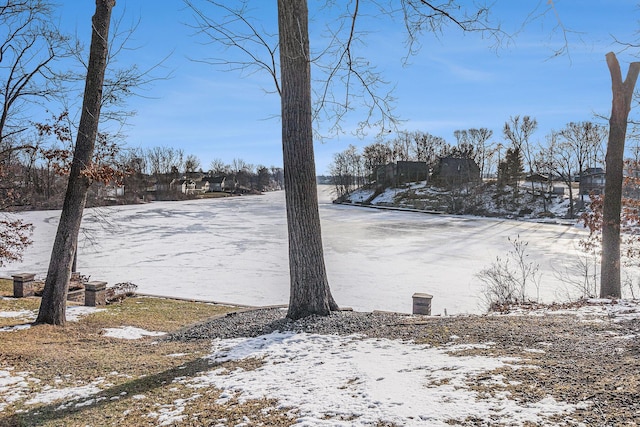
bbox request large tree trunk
[600,52,640,298]
[36,0,114,325]
[278,0,338,320]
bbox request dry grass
[0,279,294,426]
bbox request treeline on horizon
[1,141,285,211]
[328,116,632,193]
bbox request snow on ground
[176,332,579,426]
[102,326,166,339]
[504,298,640,323]
[66,306,104,321]
[0,310,32,318]
[1,301,638,423]
[0,186,596,315]
[0,368,31,412]
[0,305,102,332]
[0,335,587,425]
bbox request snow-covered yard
[1,186,597,315]
[1,301,639,425]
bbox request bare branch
[185,0,281,94]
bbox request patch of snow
[0,310,33,318]
[504,299,640,322]
[0,324,31,333]
[372,187,397,204]
[446,342,496,352]
[66,306,105,322]
[183,332,580,426]
[0,310,35,333]
[25,383,102,406]
[103,326,166,340]
[0,306,101,329]
[347,189,375,203]
[0,369,30,412]
[148,395,201,426]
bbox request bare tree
[558,121,607,200]
[469,128,493,178]
[532,137,557,212]
[0,0,75,263]
[503,115,538,193]
[209,158,229,175]
[184,153,201,174]
[0,0,75,145]
[330,144,363,197]
[545,131,578,218]
[36,0,115,325]
[270,165,284,189]
[362,141,393,179]
[454,128,493,178]
[600,52,640,298]
[412,131,450,171]
[390,131,413,162]
[231,157,250,174]
[146,146,184,183]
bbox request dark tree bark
[36,0,115,325]
[600,52,640,298]
[278,0,339,320]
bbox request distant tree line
[1,133,285,210]
[329,117,612,218]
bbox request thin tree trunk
[567,175,574,219]
[278,0,338,320]
[36,0,114,325]
[600,52,640,298]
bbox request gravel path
[168,308,416,341]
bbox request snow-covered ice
[0,186,592,315]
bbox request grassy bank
[0,279,292,426]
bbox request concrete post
[12,273,35,298]
[84,281,107,307]
[412,292,433,315]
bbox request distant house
[525,173,550,183]
[207,175,237,192]
[208,176,226,192]
[194,178,210,193]
[433,156,481,185]
[374,161,429,186]
[146,176,173,193]
[94,182,125,200]
[579,167,605,195]
[170,178,196,194]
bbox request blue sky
[52,1,640,175]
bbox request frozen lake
[1,186,590,315]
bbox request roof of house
[583,167,605,175]
[207,176,226,184]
